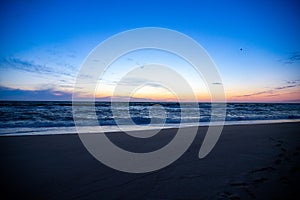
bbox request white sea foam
[1,119,299,136]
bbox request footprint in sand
[281,147,287,152]
[280,176,289,185]
[290,166,299,173]
[284,156,291,162]
[250,166,275,173]
[293,152,299,156]
[276,143,282,147]
[252,177,267,184]
[278,153,284,157]
[274,159,282,165]
[219,191,241,200]
[229,182,249,187]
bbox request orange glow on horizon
[87,90,300,102]
[77,84,300,103]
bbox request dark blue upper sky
[1,0,299,53]
[0,0,299,101]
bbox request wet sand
[1,122,300,199]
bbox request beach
[2,1,300,199]
[1,122,300,199]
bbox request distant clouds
[0,85,170,102]
[286,80,300,84]
[1,57,52,74]
[274,85,298,90]
[0,86,72,101]
[109,77,166,88]
[0,57,74,77]
[0,49,78,100]
[237,90,273,97]
[236,80,300,98]
[211,82,222,85]
[279,52,300,64]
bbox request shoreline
[1,122,300,199]
[0,119,300,136]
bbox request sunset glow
[0,0,299,102]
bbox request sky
[0,0,299,102]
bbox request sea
[0,101,299,136]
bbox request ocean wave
[0,101,299,131]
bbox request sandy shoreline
[1,119,300,136]
[1,122,300,199]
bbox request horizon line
[1,100,300,104]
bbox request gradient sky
[0,0,299,102]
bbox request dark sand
[1,122,300,199]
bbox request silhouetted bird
[240,48,243,51]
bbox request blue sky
[0,0,299,101]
